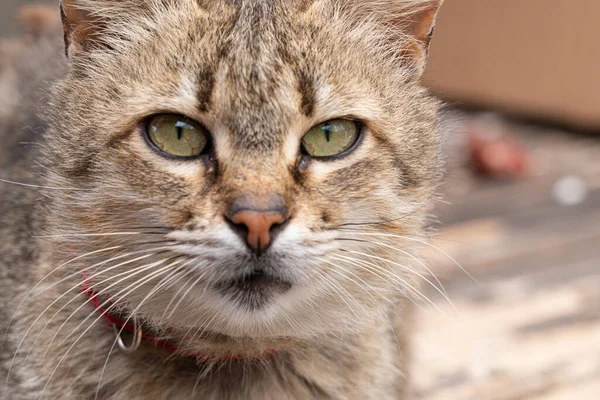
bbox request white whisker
[0,178,88,191]
[331,253,450,319]
[313,270,363,321]
[40,260,177,398]
[158,267,199,323]
[4,245,122,351]
[95,259,189,399]
[7,252,164,384]
[340,231,478,283]
[164,267,211,321]
[341,250,458,314]
[22,254,175,366]
[338,236,450,299]
[31,247,173,299]
[33,232,144,239]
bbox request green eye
[301,119,360,158]
[146,114,209,158]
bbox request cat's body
[1,1,443,399]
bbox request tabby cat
[0,0,443,398]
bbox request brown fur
[1,1,443,398]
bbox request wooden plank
[414,116,600,399]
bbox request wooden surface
[413,113,600,399]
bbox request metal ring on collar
[112,317,143,354]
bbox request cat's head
[45,0,443,344]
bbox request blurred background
[1,1,599,399]
[417,1,600,399]
[0,0,48,36]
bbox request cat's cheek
[166,198,223,232]
[164,209,196,230]
[289,143,375,230]
[299,197,342,231]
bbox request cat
[1,1,444,398]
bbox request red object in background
[468,132,530,179]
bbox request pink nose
[229,210,288,253]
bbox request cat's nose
[226,197,289,254]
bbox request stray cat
[1,1,444,398]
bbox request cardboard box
[424,0,600,131]
[0,0,56,37]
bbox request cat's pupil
[175,122,185,140]
[323,124,331,142]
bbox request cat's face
[47,0,442,341]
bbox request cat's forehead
[85,0,403,151]
[172,1,325,149]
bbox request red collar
[82,283,277,362]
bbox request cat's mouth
[215,270,292,308]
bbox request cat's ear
[60,0,108,57]
[392,1,443,73]
[345,0,443,74]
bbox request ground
[413,112,600,399]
